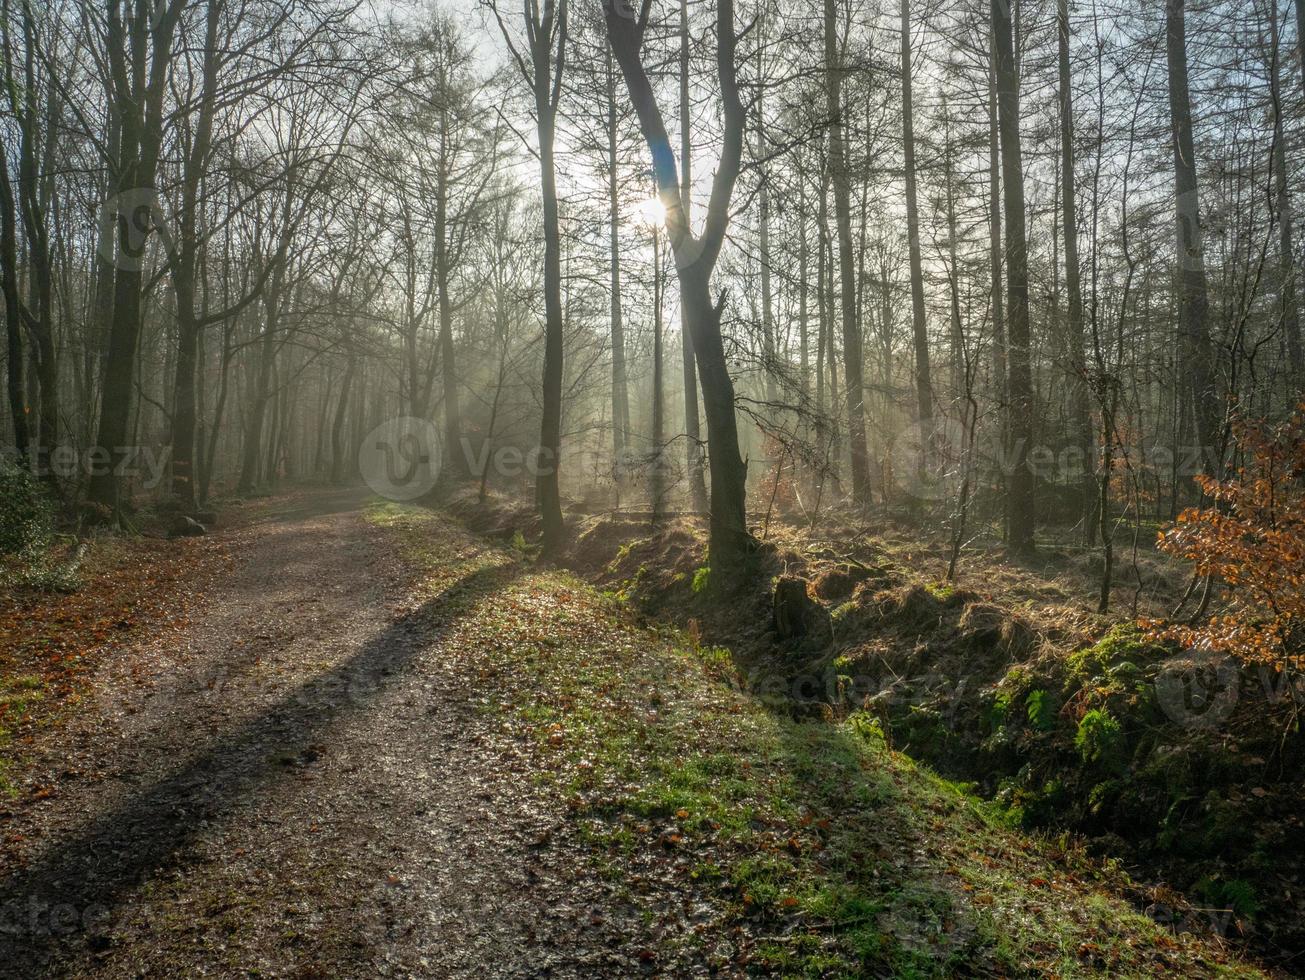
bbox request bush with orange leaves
[1146,405,1305,669]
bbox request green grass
[0,673,46,797]
[377,503,1267,978]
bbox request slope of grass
[374,500,1265,978]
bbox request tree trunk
[825,0,871,506]
[535,95,565,551]
[988,23,1006,420]
[1058,0,1095,543]
[993,0,1036,554]
[238,281,281,493]
[0,136,28,463]
[1165,0,1218,474]
[607,45,630,478]
[679,0,708,514]
[756,70,776,408]
[1272,0,1302,380]
[88,0,184,512]
[331,354,355,484]
[901,0,933,444]
[651,225,666,524]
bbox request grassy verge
[374,501,1265,978]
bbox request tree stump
[773,576,832,647]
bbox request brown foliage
[1146,405,1305,667]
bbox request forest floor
[0,487,1275,977]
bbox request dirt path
[0,490,1273,979]
[0,490,655,978]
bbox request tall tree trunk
[200,316,234,504]
[798,167,811,406]
[534,62,566,552]
[679,0,708,514]
[901,0,933,444]
[6,1,59,482]
[988,23,1006,420]
[651,225,665,523]
[167,0,222,512]
[993,0,1036,554]
[607,0,754,570]
[238,279,281,493]
[435,263,465,478]
[0,135,28,463]
[1058,0,1095,543]
[824,0,870,506]
[755,62,776,408]
[331,353,355,484]
[88,0,184,512]
[1272,0,1302,380]
[607,45,630,478]
[434,90,468,481]
[1165,0,1218,474]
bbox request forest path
[0,489,656,977]
[0,490,1269,978]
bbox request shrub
[1147,405,1305,669]
[1075,708,1124,768]
[0,456,53,558]
[1025,689,1055,731]
[691,565,711,595]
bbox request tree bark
[824,0,871,506]
[1058,0,1095,543]
[607,0,753,569]
[679,0,708,514]
[1272,0,1302,379]
[988,23,1006,420]
[1165,0,1218,474]
[993,0,1036,554]
[88,0,185,512]
[900,0,933,443]
[0,132,28,463]
[606,44,630,479]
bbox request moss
[1068,623,1159,680]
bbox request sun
[638,196,667,228]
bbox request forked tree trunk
[607,0,753,571]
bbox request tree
[1058,0,1095,543]
[1165,0,1218,476]
[992,0,1035,554]
[1148,405,1305,670]
[824,0,871,506]
[900,0,933,460]
[606,0,754,570]
[491,0,569,552]
[87,0,187,514]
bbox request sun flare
[637,196,667,228]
